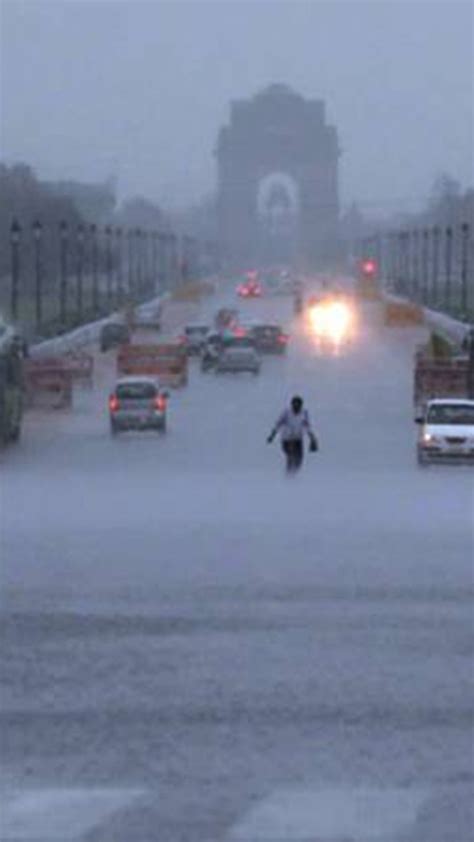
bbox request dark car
[215,347,260,375]
[100,322,130,352]
[181,324,210,355]
[201,330,256,371]
[109,377,168,434]
[249,324,289,353]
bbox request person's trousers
[282,438,304,471]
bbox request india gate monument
[216,84,340,268]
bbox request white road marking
[227,787,427,840]
[1,788,144,839]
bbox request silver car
[416,399,474,464]
[216,347,260,375]
[109,376,168,434]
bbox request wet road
[1,291,473,841]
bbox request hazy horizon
[1,0,473,214]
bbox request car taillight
[155,395,167,412]
[109,395,119,412]
[278,334,288,344]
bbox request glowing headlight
[309,300,353,341]
[325,302,351,338]
[423,433,440,444]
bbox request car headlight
[423,433,441,445]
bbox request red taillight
[278,334,288,344]
[155,395,166,412]
[109,395,119,412]
[234,326,247,337]
[362,259,376,276]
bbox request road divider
[384,298,424,326]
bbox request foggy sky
[1,0,473,213]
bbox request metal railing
[357,223,473,322]
[3,219,219,339]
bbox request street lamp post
[411,229,419,300]
[444,226,453,313]
[387,231,396,289]
[152,231,158,293]
[90,224,99,315]
[76,224,85,323]
[135,229,143,298]
[160,234,168,291]
[116,228,123,306]
[142,230,149,295]
[400,231,409,295]
[170,234,178,289]
[127,229,134,299]
[32,220,43,332]
[460,222,470,318]
[396,231,404,292]
[421,228,429,304]
[59,220,69,327]
[431,226,440,308]
[10,219,21,323]
[105,225,112,311]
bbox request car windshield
[253,326,281,336]
[185,326,208,336]
[223,336,255,348]
[427,404,474,425]
[116,382,156,399]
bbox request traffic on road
[1,272,473,841]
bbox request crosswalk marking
[227,786,427,840]
[1,788,144,839]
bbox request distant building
[216,84,340,268]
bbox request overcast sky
[1,0,472,213]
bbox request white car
[416,399,474,464]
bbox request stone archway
[216,84,340,268]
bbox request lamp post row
[8,220,214,334]
[359,223,472,319]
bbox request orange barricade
[384,300,424,326]
[117,342,188,387]
[24,359,73,409]
[414,353,469,413]
[64,351,94,387]
[356,276,380,300]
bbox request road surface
[1,290,473,841]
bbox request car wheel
[10,425,21,443]
[417,448,429,466]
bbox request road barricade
[117,342,188,387]
[172,281,215,302]
[384,300,424,326]
[414,353,469,414]
[356,277,381,301]
[63,350,94,387]
[24,358,73,409]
